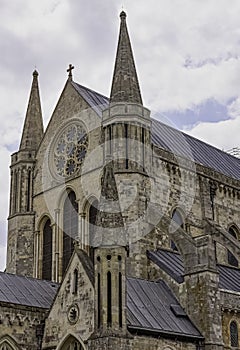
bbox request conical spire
[19,70,44,151]
[110,11,143,104]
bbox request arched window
[170,209,184,251]
[228,225,239,267]
[42,218,53,281]
[89,200,98,261]
[230,320,239,347]
[0,345,15,350]
[0,336,18,350]
[58,335,84,350]
[73,269,78,294]
[63,191,78,275]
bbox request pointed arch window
[0,338,18,350]
[42,218,52,281]
[89,199,98,261]
[73,269,78,294]
[58,335,84,350]
[170,209,185,251]
[63,191,78,275]
[230,320,239,347]
[228,225,239,267]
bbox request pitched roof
[152,119,240,180]
[127,277,202,339]
[0,272,59,309]
[71,82,108,116]
[148,248,240,293]
[72,83,240,181]
[147,249,184,283]
[218,264,240,292]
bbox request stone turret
[6,70,44,276]
[89,157,130,349]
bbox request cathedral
[1,10,240,350]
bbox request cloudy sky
[1,0,240,271]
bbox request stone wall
[0,303,47,350]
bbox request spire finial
[120,10,126,19]
[33,69,38,77]
[67,64,74,81]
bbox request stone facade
[1,10,240,350]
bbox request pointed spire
[19,70,44,151]
[110,11,143,104]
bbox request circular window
[67,304,79,324]
[51,122,88,178]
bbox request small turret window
[107,271,112,326]
[73,269,78,294]
[230,320,238,347]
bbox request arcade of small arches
[34,189,99,282]
[0,335,85,350]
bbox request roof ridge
[153,118,240,162]
[0,271,59,285]
[71,81,109,100]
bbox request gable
[42,249,94,349]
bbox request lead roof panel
[127,277,202,339]
[0,272,59,308]
[149,248,240,293]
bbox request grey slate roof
[151,119,240,180]
[147,249,184,283]
[72,82,108,116]
[0,272,59,308]
[218,265,240,292]
[148,248,240,293]
[127,277,202,339]
[72,82,240,181]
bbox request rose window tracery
[53,123,88,177]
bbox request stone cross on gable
[67,64,74,80]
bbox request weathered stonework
[2,9,240,350]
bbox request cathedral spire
[110,11,143,104]
[19,70,44,151]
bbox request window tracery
[53,122,88,178]
[230,320,239,347]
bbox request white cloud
[1,0,240,270]
[185,115,240,151]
